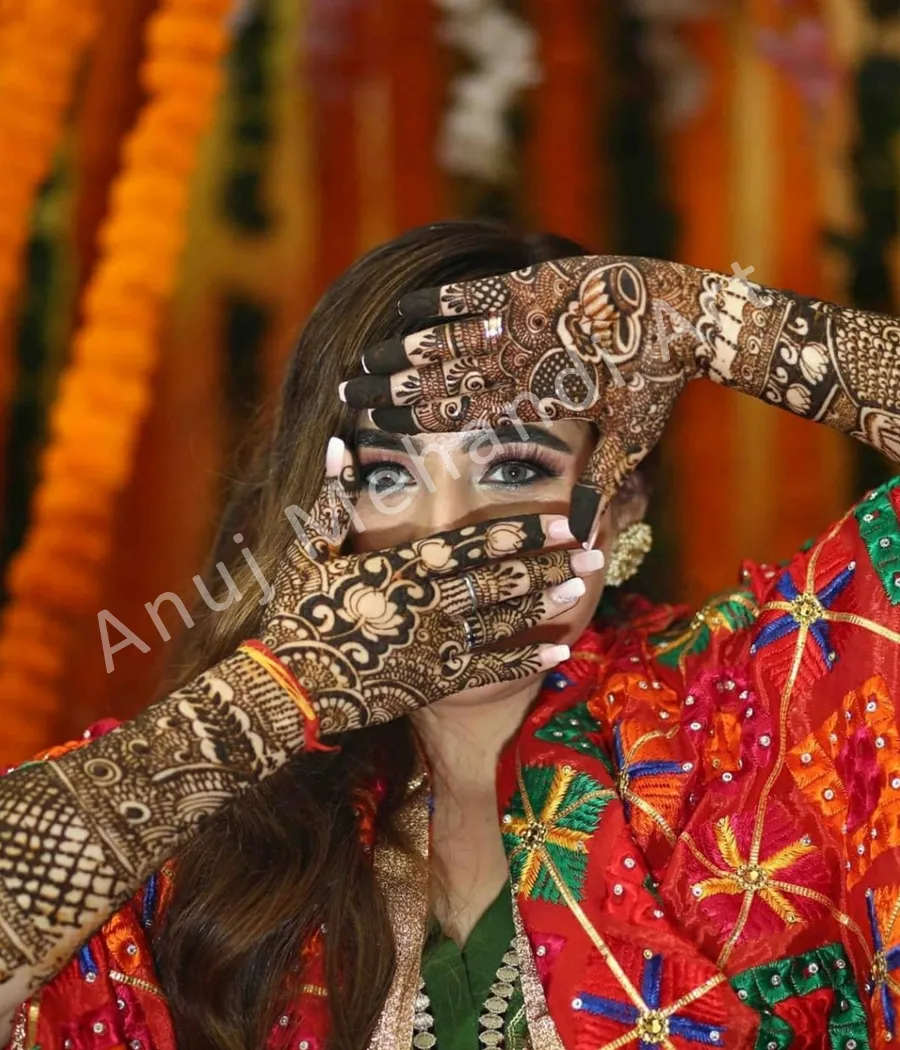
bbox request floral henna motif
[348,254,900,539]
[260,512,583,733]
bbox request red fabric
[8,488,900,1048]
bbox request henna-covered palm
[341,255,900,544]
[260,440,588,734]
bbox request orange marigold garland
[0,0,235,764]
[0,0,99,323]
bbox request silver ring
[462,618,476,651]
[461,572,478,612]
[483,312,503,341]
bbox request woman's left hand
[341,252,900,546]
[340,256,713,545]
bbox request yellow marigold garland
[0,0,235,763]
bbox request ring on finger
[483,312,503,341]
[462,617,477,651]
[461,572,478,613]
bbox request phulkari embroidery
[787,675,900,889]
[855,478,900,605]
[650,590,758,671]
[535,701,613,770]
[502,761,613,903]
[730,945,868,1050]
[866,886,900,1043]
[683,803,832,942]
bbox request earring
[605,522,652,587]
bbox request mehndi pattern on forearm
[0,649,302,993]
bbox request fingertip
[569,484,601,547]
[325,436,345,476]
[398,288,442,319]
[538,644,571,669]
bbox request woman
[0,221,897,1050]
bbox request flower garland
[0,0,98,330]
[0,0,235,764]
[432,0,541,183]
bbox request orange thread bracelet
[237,639,339,754]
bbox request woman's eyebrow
[461,424,573,454]
[354,430,408,452]
[352,423,573,455]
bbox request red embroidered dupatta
[8,479,900,1049]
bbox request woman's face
[348,418,619,708]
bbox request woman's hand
[340,253,900,545]
[339,257,710,545]
[259,439,602,733]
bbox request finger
[459,580,592,648]
[342,354,506,410]
[456,641,572,688]
[360,316,505,375]
[397,273,512,322]
[569,433,642,548]
[370,383,556,434]
[438,548,603,617]
[396,512,578,576]
[304,437,360,558]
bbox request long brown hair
[152,222,590,1050]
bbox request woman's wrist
[0,649,308,995]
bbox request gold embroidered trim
[109,969,167,999]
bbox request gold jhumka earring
[605,522,653,587]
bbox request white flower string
[432,0,541,182]
[627,0,717,127]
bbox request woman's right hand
[259,439,601,733]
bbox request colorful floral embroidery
[680,666,773,789]
[610,721,685,846]
[866,886,900,1042]
[730,943,868,1049]
[503,762,613,904]
[855,477,900,605]
[534,702,613,770]
[683,803,831,942]
[572,939,734,1050]
[750,561,855,670]
[787,674,900,888]
[650,589,757,671]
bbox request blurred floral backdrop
[0,0,897,762]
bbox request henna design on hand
[344,256,900,543]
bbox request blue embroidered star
[750,563,855,668]
[574,952,725,1047]
[866,888,900,1038]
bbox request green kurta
[420,881,528,1049]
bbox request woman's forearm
[0,648,305,1012]
[698,272,900,456]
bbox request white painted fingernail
[361,358,370,374]
[571,549,605,574]
[550,578,586,604]
[547,518,575,542]
[539,644,571,668]
[338,381,348,403]
[325,436,345,475]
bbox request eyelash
[357,443,566,492]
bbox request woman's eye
[360,463,414,494]
[482,460,543,487]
